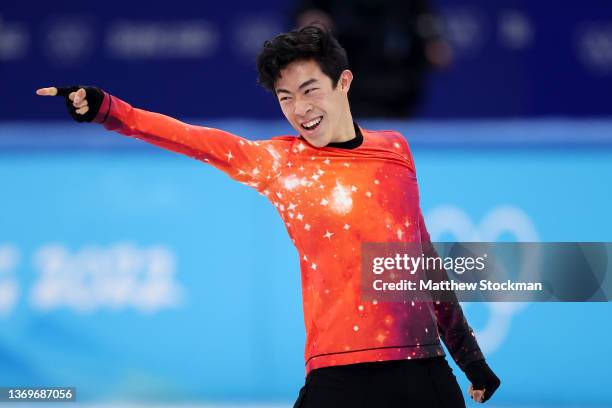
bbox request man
[37,25,500,407]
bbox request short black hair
[256,25,349,92]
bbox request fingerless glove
[56,85,104,123]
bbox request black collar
[298,122,364,150]
[325,122,364,150]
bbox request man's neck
[330,114,356,143]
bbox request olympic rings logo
[426,205,539,354]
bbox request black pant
[293,357,465,408]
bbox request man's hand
[468,384,486,403]
[37,87,90,115]
[36,85,104,123]
[465,359,501,403]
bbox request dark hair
[256,25,349,92]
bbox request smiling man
[37,25,499,408]
[273,60,354,147]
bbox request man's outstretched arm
[36,86,286,190]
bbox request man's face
[275,59,352,147]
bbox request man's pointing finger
[36,87,58,96]
[36,86,78,97]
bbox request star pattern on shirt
[147,125,463,374]
[99,95,478,377]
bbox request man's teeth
[303,117,322,130]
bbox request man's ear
[338,69,353,93]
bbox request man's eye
[280,96,291,102]
[305,88,319,94]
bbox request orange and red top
[94,92,484,375]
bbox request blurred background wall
[3,0,612,120]
[1,0,612,407]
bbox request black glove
[55,85,104,123]
[464,359,501,402]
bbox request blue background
[0,120,611,406]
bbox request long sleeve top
[93,92,484,375]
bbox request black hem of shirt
[305,342,443,366]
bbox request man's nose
[294,98,312,117]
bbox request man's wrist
[93,91,111,124]
[465,359,501,402]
